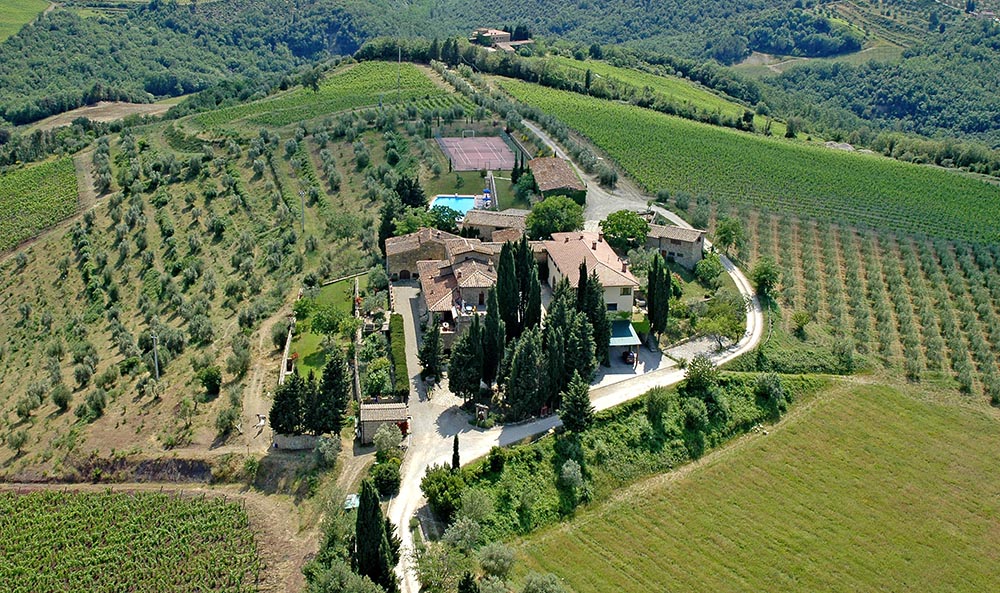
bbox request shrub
[521,572,568,593]
[271,318,292,350]
[215,407,239,436]
[754,372,789,418]
[199,366,222,396]
[478,542,516,579]
[373,422,403,461]
[314,435,342,469]
[421,464,466,521]
[371,458,401,496]
[50,383,72,412]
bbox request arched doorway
[399,270,411,280]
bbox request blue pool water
[430,195,477,215]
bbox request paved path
[389,123,764,593]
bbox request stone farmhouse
[460,208,529,241]
[646,224,706,269]
[544,231,640,312]
[385,227,461,280]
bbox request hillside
[498,77,1000,243]
[517,382,1000,593]
[0,61,461,478]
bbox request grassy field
[499,78,1000,243]
[0,158,78,251]
[518,382,1000,593]
[194,62,465,128]
[0,490,259,592]
[0,0,48,42]
[543,56,784,135]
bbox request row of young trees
[269,348,350,436]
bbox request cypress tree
[313,347,350,435]
[497,242,520,340]
[649,253,671,335]
[482,290,505,385]
[448,314,483,402]
[523,263,542,331]
[302,370,320,434]
[544,325,565,406]
[418,317,442,379]
[428,38,441,62]
[504,327,546,420]
[516,236,533,317]
[355,479,397,592]
[559,371,594,433]
[452,434,460,470]
[565,313,597,385]
[576,261,589,311]
[269,371,304,435]
[586,271,612,366]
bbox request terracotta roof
[490,228,523,243]
[359,403,408,423]
[647,224,705,244]
[385,227,460,257]
[445,238,498,261]
[454,259,497,289]
[417,261,458,312]
[544,232,639,288]
[528,157,585,193]
[462,209,529,231]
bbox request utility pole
[151,332,160,381]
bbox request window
[606,303,618,312]
[620,287,632,296]
[670,239,682,245]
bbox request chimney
[456,270,462,279]
[591,241,597,250]
[598,233,604,242]
[621,262,627,273]
[564,236,569,243]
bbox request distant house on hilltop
[470,26,534,53]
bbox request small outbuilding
[358,403,410,445]
[528,157,587,205]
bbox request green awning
[609,320,641,347]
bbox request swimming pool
[430,195,477,216]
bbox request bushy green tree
[599,210,649,251]
[751,256,781,299]
[525,195,584,240]
[421,463,466,522]
[199,366,222,396]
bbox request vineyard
[194,61,465,128]
[498,78,1000,243]
[0,158,78,251]
[0,490,260,593]
[542,56,782,132]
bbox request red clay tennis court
[437,136,516,171]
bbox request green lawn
[0,0,48,42]
[518,382,1000,592]
[292,274,367,376]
